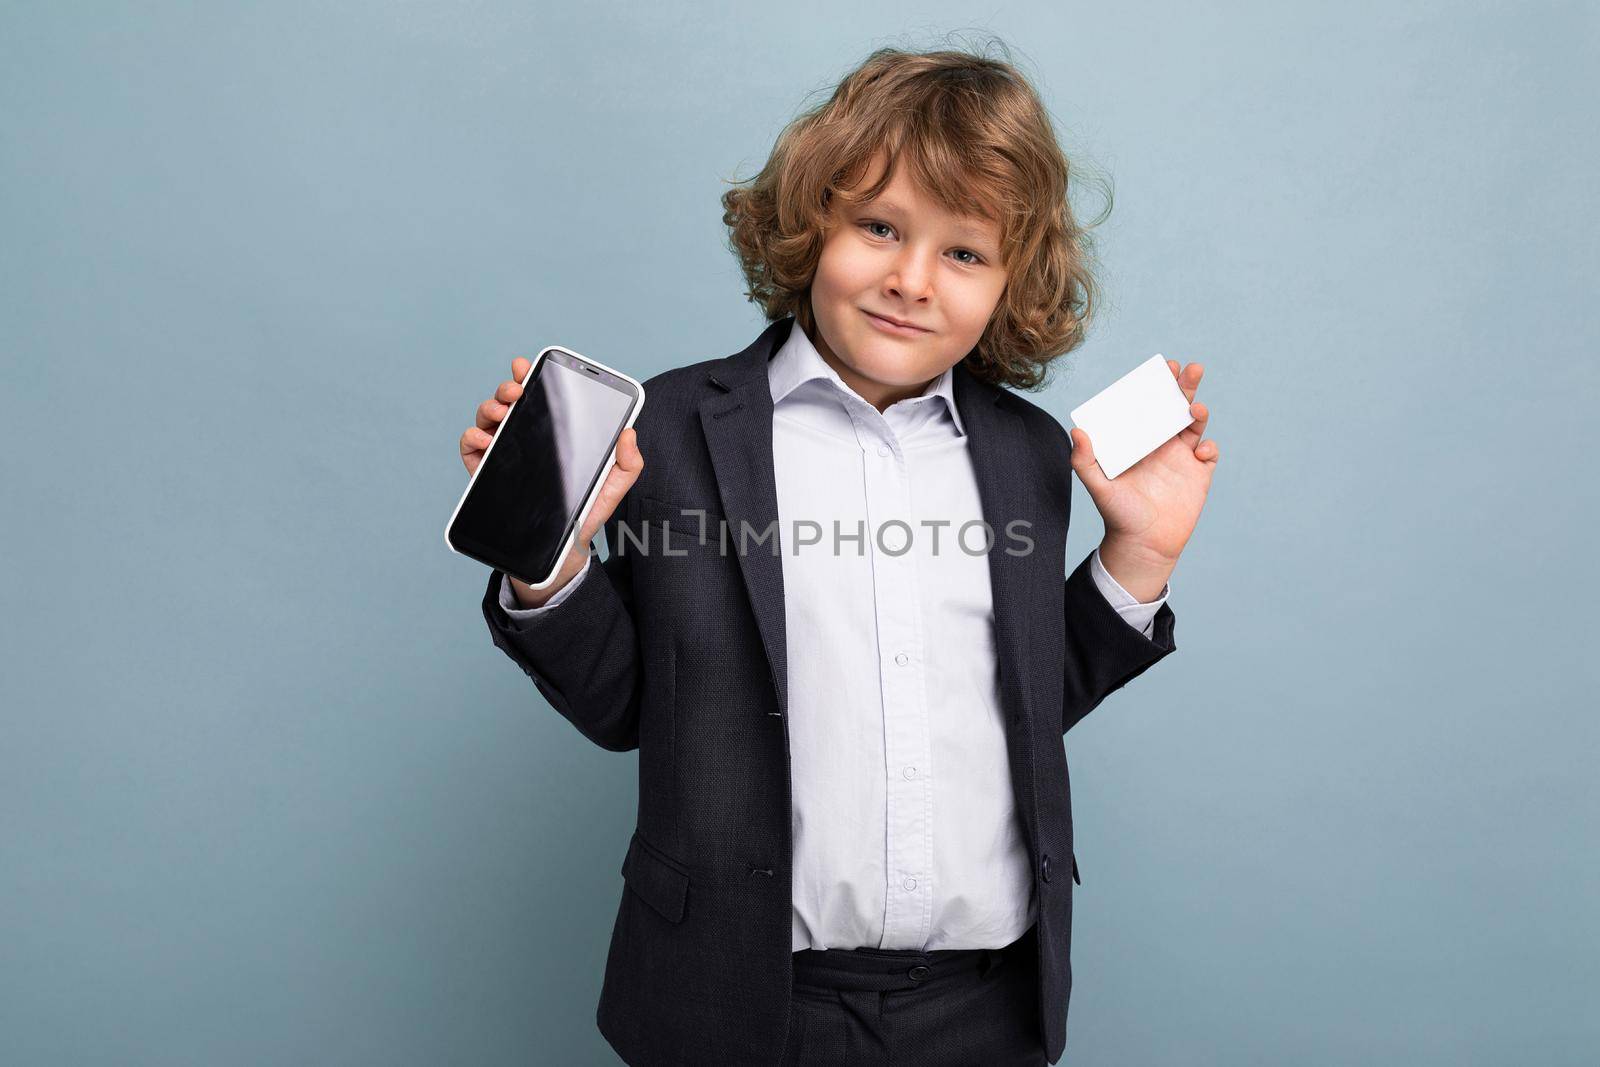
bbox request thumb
[1069,427,1111,496]
[578,428,645,545]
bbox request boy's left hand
[1068,360,1218,588]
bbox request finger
[615,427,644,474]
[579,429,645,542]
[579,447,639,542]
[1173,361,1202,403]
[476,396,509,432]
[1179,400,1209,446]
[1196,437,1220,465]
[460,427,490,473]
[1068,427,1112,495]
[511,356,531,382]
[495,378,524,404]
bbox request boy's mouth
[862,309,931,335]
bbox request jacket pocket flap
[637,496,723,547]
[621,831,690,923]
[639,495,725,523]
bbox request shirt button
[903,876,917,891]
[895,652,909,666]
[877,444,891,457]
[903,766,917,779]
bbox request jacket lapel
[697,319,794,720]
[954,361,1045,867]
[953,361,1042,735]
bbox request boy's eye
[859,221,985,266]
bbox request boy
[461,45,1218,1067]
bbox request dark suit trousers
[779,923,1048,1066]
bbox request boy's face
[807,151,1007,413]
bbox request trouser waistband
[790,922,1037,994]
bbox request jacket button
[1041,853,1051,883]
[907,965,930,982]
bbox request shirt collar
[766,316,967,437]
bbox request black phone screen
[449,350,637,585]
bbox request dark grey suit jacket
[481,315,1177,1065]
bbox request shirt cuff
[498,554,592,617]
[1090,546,1169,639]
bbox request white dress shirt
[499,325,1170,951]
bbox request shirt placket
[851,409,935,950]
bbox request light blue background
[3,3,1595,1064]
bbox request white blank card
[1069,354,1194,479]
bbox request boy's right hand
[461,356,645,609]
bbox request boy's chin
[842,355,940,389]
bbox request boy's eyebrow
[861,199,997,243]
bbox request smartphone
[445,344,645,588]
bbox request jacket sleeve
[498,553,592,617]
[480,501,642,752]
[1061,548,1177,734]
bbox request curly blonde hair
[720,39,1111,391]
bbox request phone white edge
[444,343,646,590]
